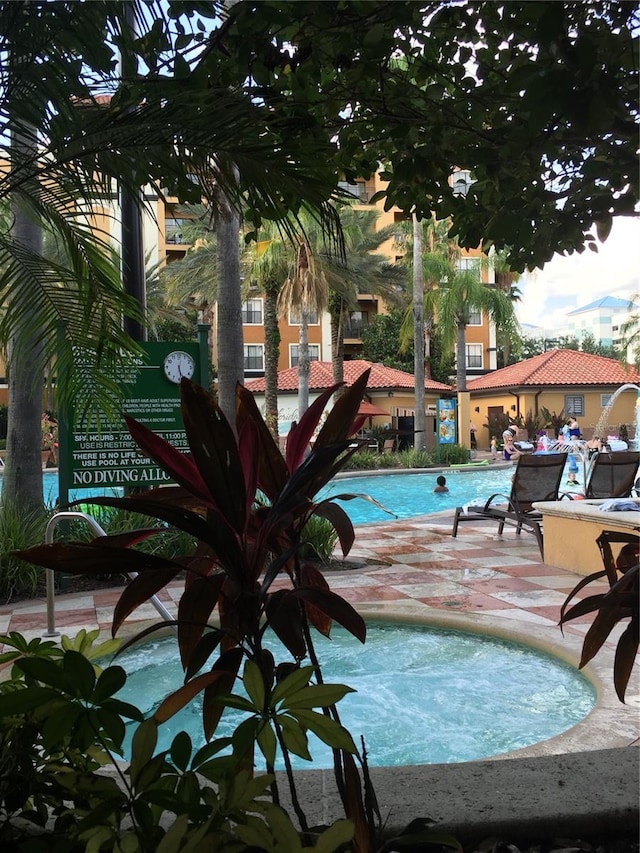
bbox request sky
[515,217,640,332]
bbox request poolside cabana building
[467,349,640,449]
[244,359,454,449]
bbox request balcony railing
[344,320,369,339]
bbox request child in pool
[567,443,580,485]
[433,475,449,493]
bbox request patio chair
[451,452,567,555]
[582,451,640,499]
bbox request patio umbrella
[357,401,389,418]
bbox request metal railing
[43,511,174,637]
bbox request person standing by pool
[433,475,449,493]
[568,416,581,439]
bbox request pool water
[3,471,124,508]
[320,468,515,524]
[320,458,584,524]
[33,462,579,524]
[114,622,595,769]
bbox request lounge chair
[451,452,567,555]
[582,451,640,499]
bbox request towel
[598,499,640,513]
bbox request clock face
[163,351,196,384]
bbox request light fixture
[474,406,480,413]
[388,391,394,398]
[510,405,517,412]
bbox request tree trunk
[263,277,280,439]
[297,308,310,417]
[456,322,467,393]
[4,192,45,511]
[215,196,243,423]
[412,214,425,450]
[330,298,345,397]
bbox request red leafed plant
[18,369,390,846]
[559,531,639,703]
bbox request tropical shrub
[560,531,639,703]
[397,449,434,469]
[437,444,470,466]
[540,407,567,439]
[11,376,462,852]
[342,450,383,470]
[486,412,525,446]
[65,505,197,560]
[523,408,549,440]
[342,450,409,471]
[0,501,49,601]
[0,631,354,851]
[300,514,339,565]
[16,374,383,846]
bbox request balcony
[337,181,371,203]
[344,320,369,340]
[165,218,192,245]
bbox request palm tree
[399,216,455,447]
[424,269,521,394]
[244,228,291,437]
[278,239,328,418]
[620,294,640,369]
[0,1,344,507]
[412,213,425,450]
[320,208,405,394]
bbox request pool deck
[1,506,638,842]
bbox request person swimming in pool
[433,475,449,493]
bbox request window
[288,308,319,325]
[165,218,192,244]
[456,257,481,278]
[600,394,612,408]
[243,344,264,372]
[564,395,584,417]
[290,344,320,367]
[347,311,369,337]
[242,298,263,325]
[465,344,483,369]
[337,180,369,202]
[467,309,482,326]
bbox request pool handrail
[43,511,174,637]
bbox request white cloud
[516,217,640,331]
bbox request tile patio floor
[1,509,638,755]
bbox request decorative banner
[58,341,202,502]
[437,398,457,444]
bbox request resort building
[467,349,640,450]
[563,296,638,354]
[244,359,454,450]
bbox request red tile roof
[244,360,453,394]
[467,349,640,391]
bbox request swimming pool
[2,471,123,507]
[17,468,516,521]
[114,621,595,769]
[30,462,575,525]
[319,468,516,524]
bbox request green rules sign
[58,341,203,502]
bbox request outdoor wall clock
[163,350,196,383]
